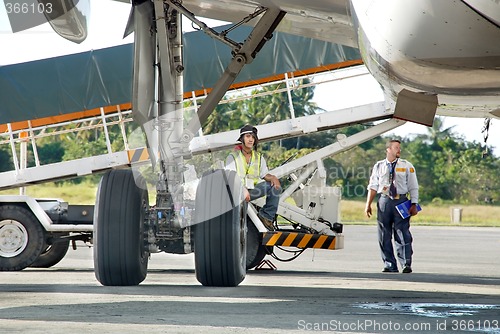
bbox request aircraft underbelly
[350,0,500,117]
[181,0,357,47]
[390,57,499,92]
[181,0,499,97]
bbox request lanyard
[244,153,253,175]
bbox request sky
[310,73,498,155]
[1,0,498,155]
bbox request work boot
[259,215,274,231]
[402,266,412,273]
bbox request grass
[0,182,99,205]
[2,183,499,227]
[341,200,500,227]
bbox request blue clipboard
[396,200,422,219]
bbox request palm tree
[425,116,456,148]
[202,99,243,134]
[241,78,320,124]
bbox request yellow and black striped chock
[262,231,340,250]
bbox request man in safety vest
[225,124,281,230]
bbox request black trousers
[377,195,413,269]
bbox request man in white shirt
[225,125,281,230]
[365,139,419,273]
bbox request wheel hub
[0,220,28,258]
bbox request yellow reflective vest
[230,150,262,187]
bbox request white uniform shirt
[367,158,419,203]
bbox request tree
[37,142,65,165]
[434,137,500,203]
[331,138,385,199]
[203,99,244,135]
[0,148,12,172]
[242,79,319,125]
[402,137,436,202]
[424,116,457,147]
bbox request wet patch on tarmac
[355,302,500,318]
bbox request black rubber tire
[30,234,70,268]
[194,169,247,287]
[0,205,45,271]
[94,169,149,286]
[246,219,269,270]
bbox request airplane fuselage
[350,0,500,117]
[181,0,500,118]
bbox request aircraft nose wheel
[93,169,150,286]
[194,169,247,287]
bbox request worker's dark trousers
[377,195,413,270]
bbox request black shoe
[382,267,398,273]
[402,266,412,273]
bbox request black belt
[381,194,407,200]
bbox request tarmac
[1,225,499,333]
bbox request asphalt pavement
[1,225,499,333]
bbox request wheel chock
[255,259,277,270]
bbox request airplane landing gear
[94,169,150,286]
[194,169,247,287]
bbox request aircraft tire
[246,219,270,270]
[194,169,247,287]
[0,205,45,271]
[30,234,70,268]
[94,169,149,286]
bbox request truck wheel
[94,169,149,286]
[194,169,247,287]
[31,234,70,268]
[0,205,45,271]
[246,219,270,270]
